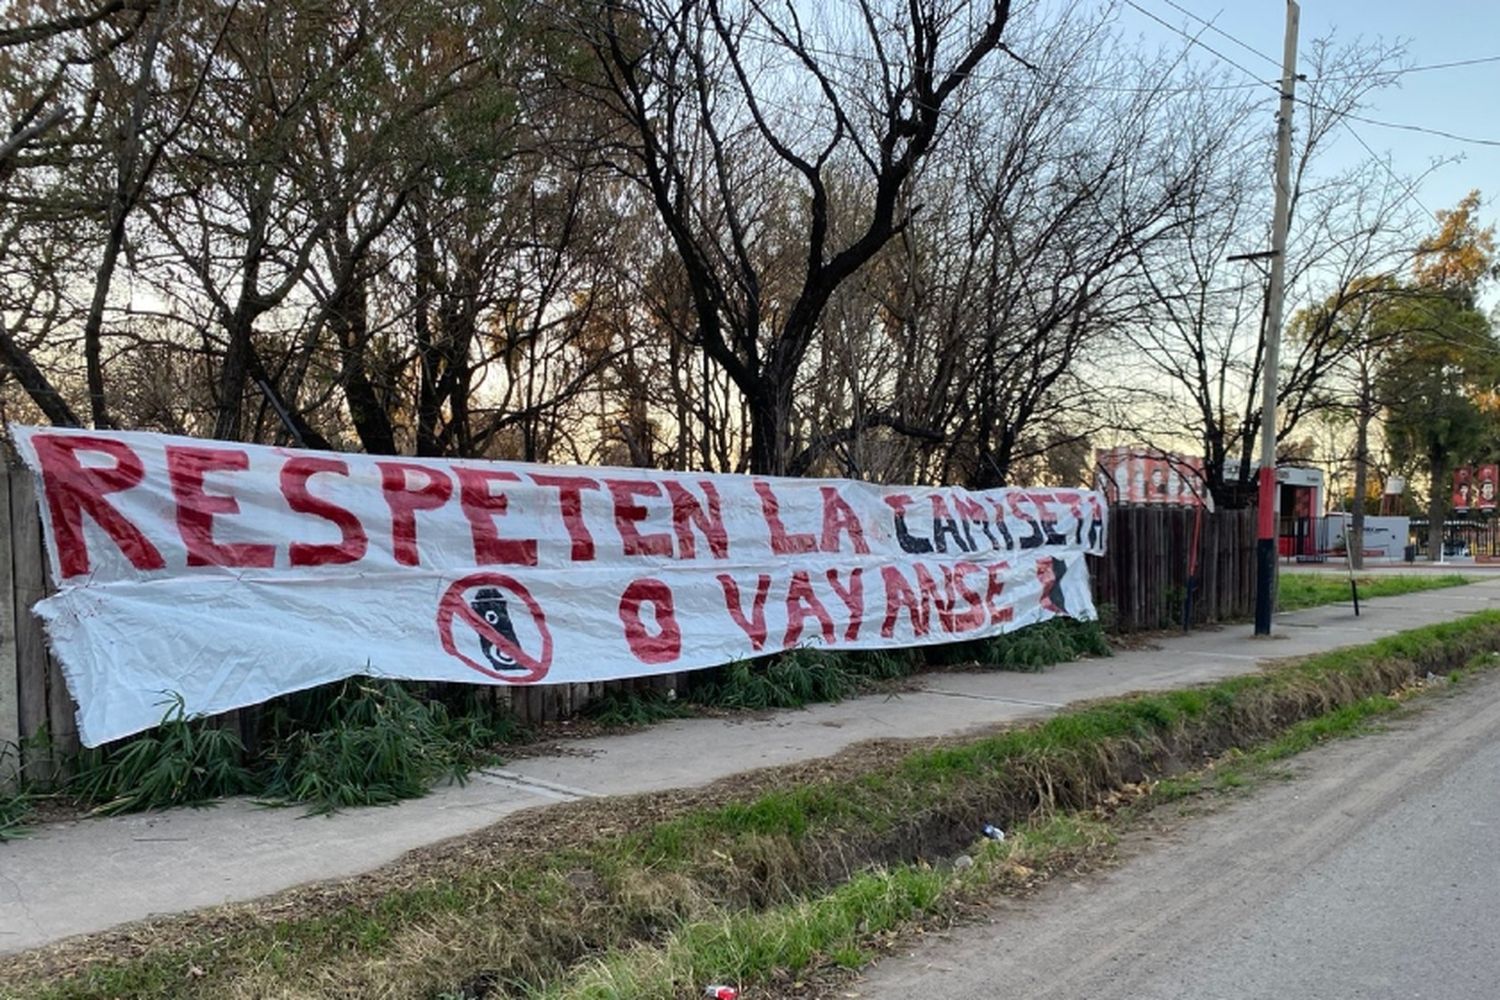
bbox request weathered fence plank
[0,464,18,788]
[1086,505,1257,632]
[42,543,78,777]
[11,469,56,781]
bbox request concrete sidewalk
[2,581,1497,956]
[1280,561,1499,576]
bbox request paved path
[854,655,1500,1000]
[2,580,1497,955]
[1283,561,1499,576]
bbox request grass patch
[534,813,1111,1000]
[586,619,1111,726]
[1277,571,1470,612]
[539,865,948,999]
[7,612,1499,1000]
[1251,693,1404,762]
[1150,690,1405,802]
[1152,655,1490,803]
[71,695,252,816]
[0,741,32,842]
[66,681,523,818]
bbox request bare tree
[918,22,1240,487]
[0,0,155,423]
[571,0,1026,474]
[1120,35,1418,507]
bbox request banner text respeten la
[12,426,1107,746]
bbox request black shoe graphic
[470,587,523,672]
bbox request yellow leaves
[1473,387,1500,417]
[1414,189,1497,292]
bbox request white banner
[10,426,1107,746]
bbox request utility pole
[1254,0,1300,637]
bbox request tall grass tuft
[258,679,508,815]
[65,682,522,818]
[976,616,1112,669]
[70,694,252,815]
[589,619,1111,724]
[0,740,32,841]
[689,649,862,710]
[926,617,1111,671]
[584,690,694,727]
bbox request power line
[1142,2,1500,86]
[1151,0,1282,70]
[1337,120,1438,221]
[1123,2,1500,377]
[1312,53,1500,81]
[704,4,1500,161]
[1128,0,1500,151]
[1326,128,1500,370]
[733,1,1286,97]
[734,23,1272,97]
[1397,53,1500,73]
[1119,0,1277,90]
[1298,97,1500,148]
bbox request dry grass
[7,612,1500,1000]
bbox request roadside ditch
[5,611,1498,999]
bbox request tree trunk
[332,275,396,455]
[82,0,171,430]
[0,314,80,426]
[1350,404,1370,570]
[82,229,123,428]
[213,310,254,441]
[1428,452,1446,562]
[747,374,795,476]
[747,394,781,476]
[413,203,441,457]
[214,185,272,442]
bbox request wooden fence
[1089,505,1258,631]
[0,481,1254,787]
[0,461,76,787]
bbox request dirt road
[854,670,1500,1000]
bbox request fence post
[10,467,61,784]
[42,530,78,777]
[0,461,18,790]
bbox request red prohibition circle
[436,572,553,683]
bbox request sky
[1116,0,1500,232]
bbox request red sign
[1095,447,1206,507]
[1478,465,1498,512]
[1453,466,1474,513]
